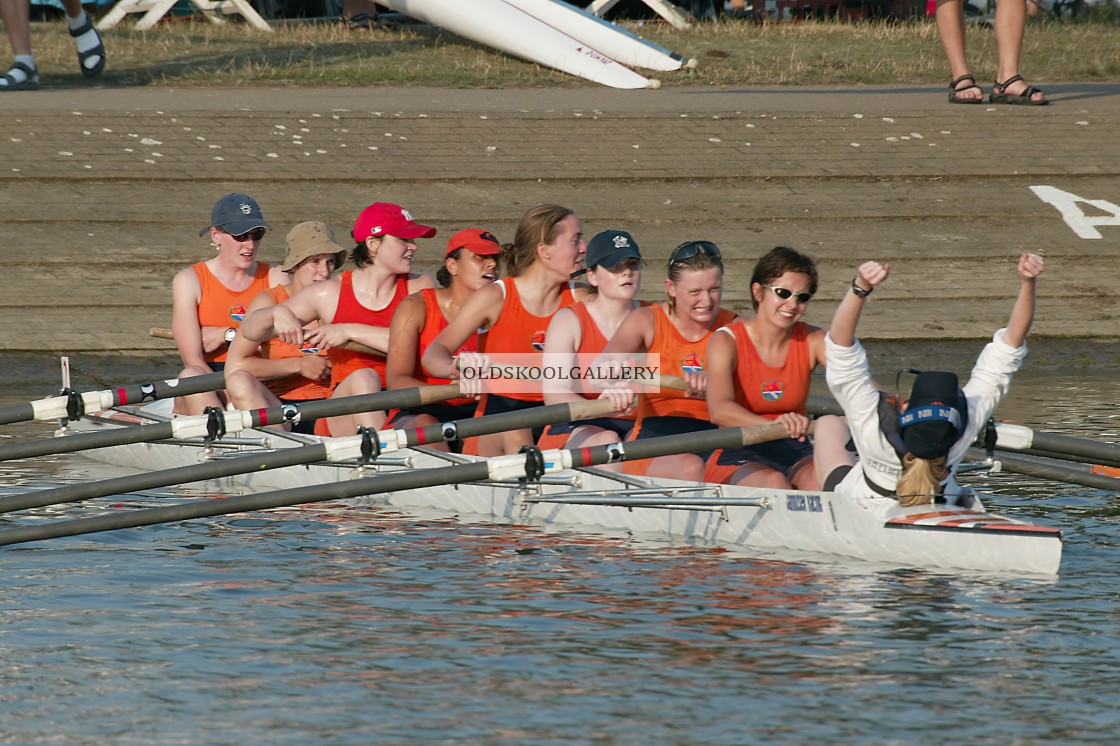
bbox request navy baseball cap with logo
[898,371,967,460]
[585,229,642,270]
[202,193,270,236]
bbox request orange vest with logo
[328,271,410,390]
[722,319,812,418]
[261,285,332,401]
[413,288,479,407]
[478,278,578,402]
[636,304,736,421]
[192,261,273,364]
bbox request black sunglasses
[669,240,722,265]
[227,228,266,242]
[761,284,813,304]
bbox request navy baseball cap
[202,193,270,236]
[585,229,642,270]
[899,371,967,460]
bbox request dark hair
[502,204,575,278]
[666,241,724,316]
[748,246,819,311]
[436,248,460,288]
[351,239,375,269]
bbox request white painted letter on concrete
[1030,185,1120,239]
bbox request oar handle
[148,327,380,356]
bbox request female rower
[385,227,500,441]
[423,204,587,457]
[223,221,347,433]
[601,240,737,481]
[822,252,1044,507]
[540,229,643,464]
[171,193,285,415]
[706,246,851,491]
[241,202,436,436]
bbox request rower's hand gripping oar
[0,422,793,548]
[0,372,227,427]
[0,383,462,463]
[149,327,382,356]
[0,397,623,515]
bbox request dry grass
[22,12,1120,88]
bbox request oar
[0,372,227,426]
[0,398,622,515]
[965,447,1120,492]
[805,393,1120,470]
[0,384,460,463]
[149,327,381,355]
[0,423,791,548]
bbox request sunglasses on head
[761,284,813,304]
[669,240,721,265]
[227,228,266,242]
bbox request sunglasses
[761,284,813,304]
[227,228,266,242]
[669,240,722,265]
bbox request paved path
[2,83,1118,353]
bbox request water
[1,352,1118,744]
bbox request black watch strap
[850,278,872,298]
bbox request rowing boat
[51,397,1062,575]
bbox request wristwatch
[850,278,872,299]
[224,327,237,344]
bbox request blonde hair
[896,454,947,507]
[502,204,575,278]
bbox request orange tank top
[412,288,479,406]
[328,271,410,390]
[636,304,736,421]
[261,285,332,401]
[569,301,640,412]
[192,261,273,364]
[723,319,812,418]
[478,278,578,402]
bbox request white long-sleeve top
[825,329,1027,502]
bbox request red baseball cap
[447,228,501,256]
[351,202,437,242]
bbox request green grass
[24,12,1120,88]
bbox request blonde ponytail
[896,454,947,507]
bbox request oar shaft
[0,423,791,547]
[965,448,1120,491]
[0,372,227,426]
[0,421,175,462]
[150,327,381,356]
[0,398,618,514]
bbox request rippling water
[1,353,1117,744]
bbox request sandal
[948,73,984,105]
[344,12,373,28]
[991,75,1048,106]
[0,61,39,92]
[69,14,106,79]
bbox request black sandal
[69,14,106,79]
[991,75,1048,106]
[948,73,984,105]
[0,60,39,91]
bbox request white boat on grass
[379,0,657,89]
[501,0,696,71]
[36,398,1063,576]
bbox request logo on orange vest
[761,379,784,401]
[531,330,546,351]
[229,304,248,322]
[681,353,703,373]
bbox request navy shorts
[389,401,479,426]
[545,416,635,440]
[481,394,546,443]
[716,437,815,479]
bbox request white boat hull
[380,0,654,89]
[502,0,692,71]
[70,405,1063,576]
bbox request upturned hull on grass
[380,0,655,89]
[61,402,1063,576]
[501,0,693,72]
